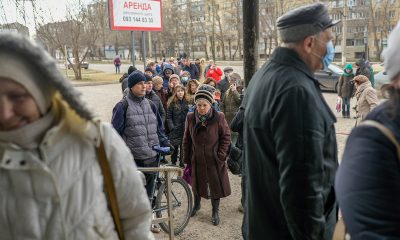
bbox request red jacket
[206,66,223,81]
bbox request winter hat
[169,74,180,82]
[0,32,93,119]
[0,51,52,115]
[382,21,400,80]
[223,66,234,73]
[128,70,147,88]
[145,67,154,74]
[345,64,353,70]
[198,84,216,94]
[194,89,214,106]
[353,75,369,83]
[128,65,137,75]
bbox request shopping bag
[336,97,342,113]
[182,163,192,186]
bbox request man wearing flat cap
[243,3,339,240]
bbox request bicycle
[144,146,193,235]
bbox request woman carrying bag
[182,89,231,226]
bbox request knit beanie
[382,21,400,80]
[145,67,154,74]
[345,64,353,71]
[169,74,180,82]
[194,89,214,106]
[128,70,147,88]
[0,51,52,115]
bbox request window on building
[346,39,355,46]
[348,0,356,7]
[389,11,395,18]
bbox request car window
[328,64,343,74]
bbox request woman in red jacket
[205,64,223,82]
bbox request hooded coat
[182,109,231,199]
[0,33,153,239]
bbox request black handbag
[227,144,242,175]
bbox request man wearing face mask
[242,3,339,240]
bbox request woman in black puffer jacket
[167,85,189,167]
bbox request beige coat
[355,81,379,121]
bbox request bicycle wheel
[155,177,193,234]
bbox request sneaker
[151,224,161,233]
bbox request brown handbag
[96,139,125,240]
[332,120,400,240]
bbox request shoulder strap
[96,139,125,240]
[360,120,400,160]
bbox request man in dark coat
[182,58,199,80]
[242,3,339,240]
[216,66,233,100]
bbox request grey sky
[1,0,93,36]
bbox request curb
[71,81,119,87]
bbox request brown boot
[211,199,220,226]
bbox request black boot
[191,194,201,217]
[211,199,220,226]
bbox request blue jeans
[342,97,350,116]
[115,64,120,73]
[135,156,158,203]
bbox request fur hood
[0,32,93,120]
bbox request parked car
[66,57,89,69]
[315,63,343,92]
[374,70,390,91]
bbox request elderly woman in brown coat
[182,89,231,226]
[353,74,379,125]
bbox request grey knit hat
[194,89,214,106]
[382,21,400,80]
[0,32,93,120]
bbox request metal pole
[341,1,347,66]
[142,31,147,70]
[242,0,259,87]
[148,32,152,59]
[131,31,135,68]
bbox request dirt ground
[78,84,363,240]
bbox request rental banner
[109,0,162,31]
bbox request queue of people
[1,2,399,239]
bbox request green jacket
[243,47,338,240]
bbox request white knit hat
[382,21,400,80]
[0,33,93,120]
[0,51,52,114]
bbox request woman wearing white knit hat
[0,33,153,239]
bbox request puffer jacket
[123,93,159,160]
[355,81,379,120]
[221,89,241,126]
[167,99,189,146]
[0,120,153,240]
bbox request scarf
[0,112,55,149]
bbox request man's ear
[303,36,314,54]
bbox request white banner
[109,0,162,31]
